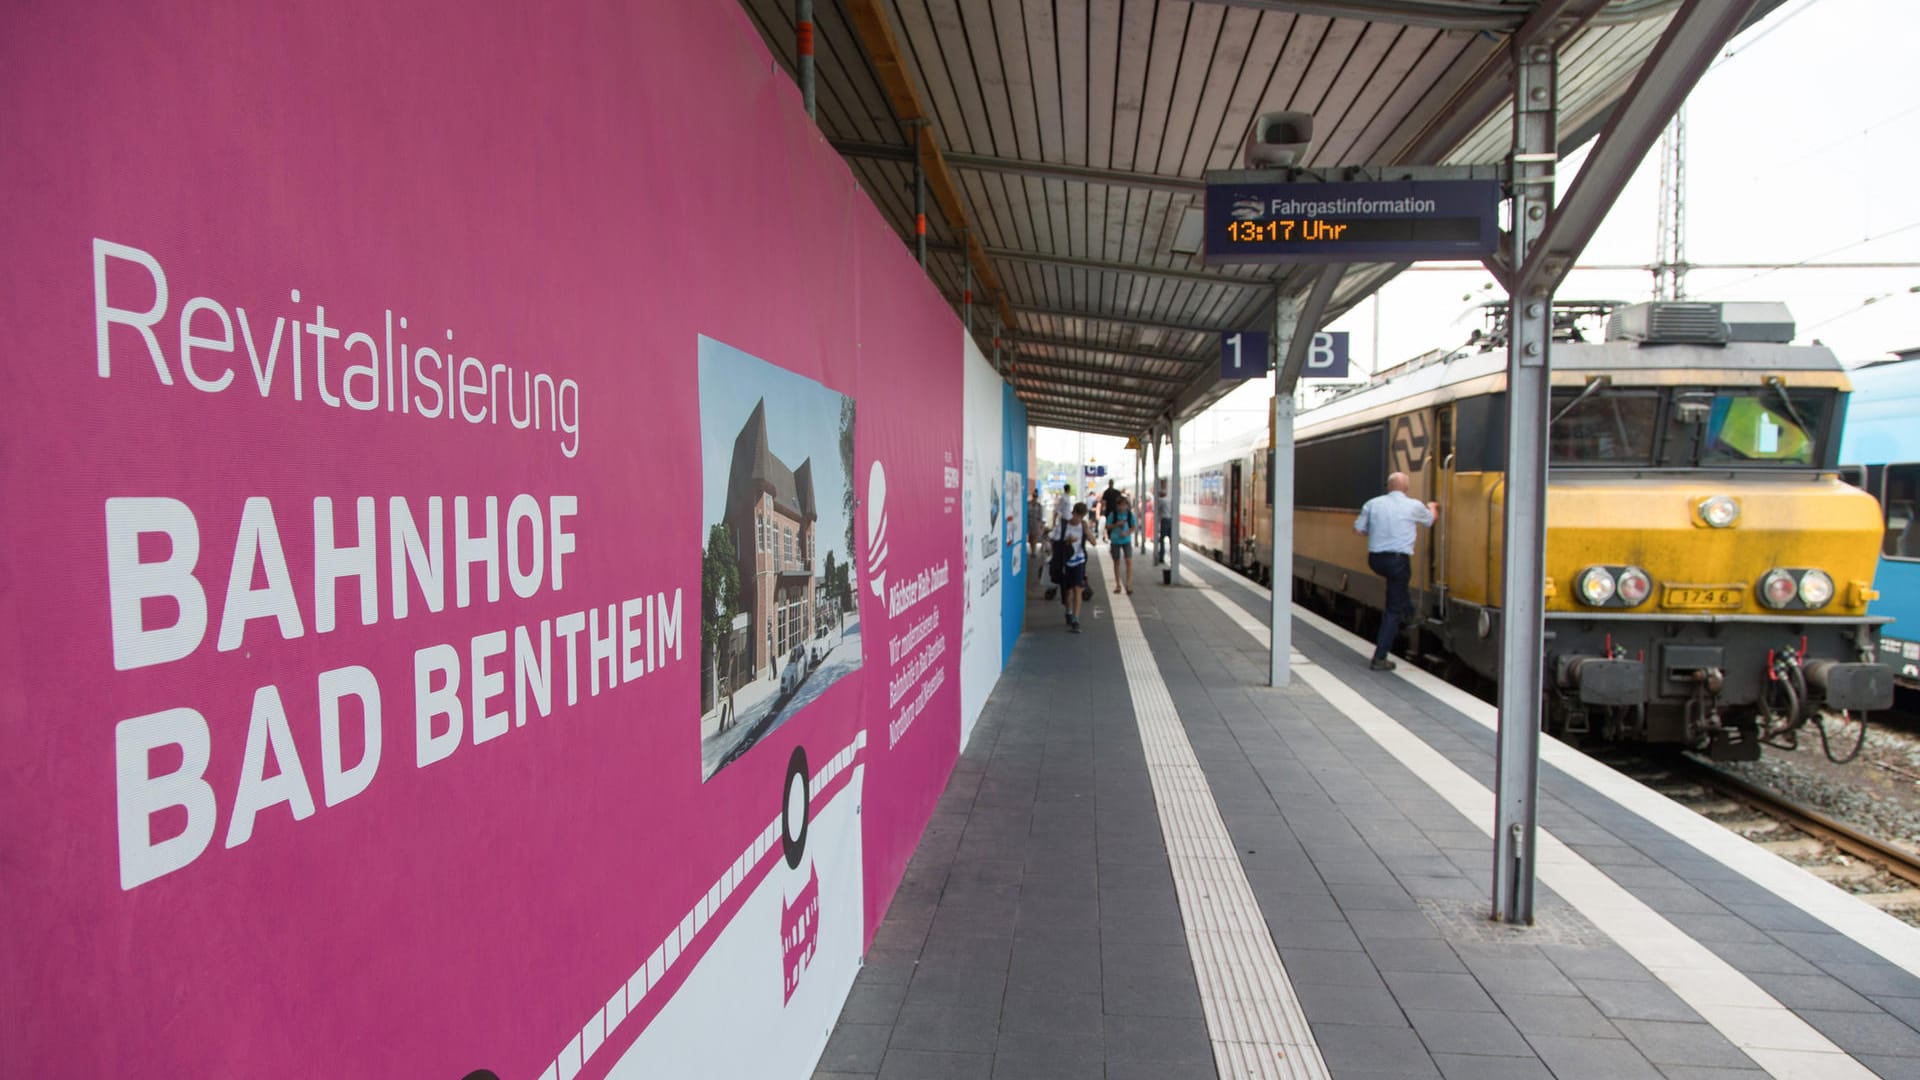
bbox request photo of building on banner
[697,337,862,780]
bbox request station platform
[812,550,1920,1080]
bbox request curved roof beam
[841,0,1015,331]
[1192,0,1681,32]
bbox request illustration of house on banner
[725,399,818,677]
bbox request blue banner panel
[1221,330,1269,380]
[1204,180,1499,264]
[1302,331,1350,380]
[1001,386,1027,666]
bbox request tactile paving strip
[1108,583,1331,1080]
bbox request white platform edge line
[1180,568,1872,1078]
[1181,553,1920,980]
[1099,561,1333,1080]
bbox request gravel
[1717,714,1920,855]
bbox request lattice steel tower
[1653,106,1687,300]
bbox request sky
[1038,0,1920,469]
[698,335,855,571]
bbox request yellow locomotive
[1186,301,1895,761]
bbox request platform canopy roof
[736,0,1785,437]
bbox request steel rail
[1687,759,1920,890]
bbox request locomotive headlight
[1616,566,1652,607]
[1798,569,1834,608]
[1698,495,1741,528]
[1578,566,1616,606]
[1759,569,1798,609]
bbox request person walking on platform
[1100,479,1121,536]
[1153,481,1171,565]
[1059,502,1090,632]
[1027,487,1045,571]
[1053,483,1073,535]
[1354,472,1438,671]
[1107,494,1137,595]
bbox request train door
[1430,406,1454,616]
[1228,462,1244,567]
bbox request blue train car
[1839,352,1920,687]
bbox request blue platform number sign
[1303,331,1350,380]
[1221,330,1269,381]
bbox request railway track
[1610,752,1920,926]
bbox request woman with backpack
[1107,494,1137,595]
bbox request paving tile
[1346,908,1443,941]
[1705,942,1821,976]
[1366,938,1470,974]
[811,1072,877,1080]
[1652,1068,1769,1080]
[989,1032,1103,1080]
[1524,1034,1662,1080]
[1742,971,1879,1012]
[1245,886,1343,920]
[1382,970,1498,1012]
[1816,960,1920,997]
[1495,992,1622,1039]
[1281,947,1389,989]
[1857,1056,1920,1080]
[1007,936,1102,994]
[1612,1020,1753,1068]
[1269,918,1365,951]
[1103,1062,1219,1080]
[1312,1024,1435,1074]
[1870,992,1920,1029]
[1318,860,1402,887]
[1406,1008,1532,1056]
[888,1003,1000,1054]
[1661,913,1774,945]
[1101,1014,1214,1065]
[859,947,922,986]
[1097,914,1188,946]
[1299,983,1411,1026]
[816,1023,892,1074]
[1332,882,1422,911]
[838,980,909,1026]
[1797,1008,1920,1056]
[1000,987,1103,1036]
[1431,1052,1554,1080]
[1540,944,1649,982]
[1101,973,1205,1018]
[1466,957,1582,998]
[1575,978,1699,1023]
[877,1049,993,1080]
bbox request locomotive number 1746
[1661,585,1744,610]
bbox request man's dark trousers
[1368,551,1412,662]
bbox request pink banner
[0,4,967,1078]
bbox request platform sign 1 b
[1221,330,1269,380]
[1303,331,1350,380]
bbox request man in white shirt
[1353,472,1438,671]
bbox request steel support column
[912,122,927,268]
[964,235,974,334]
[1169,420,1182,585]
[1270,296,1298,688]
[1152,430,1163,570]
[1268,265,1346,687]
[1493,33,1557,927]
[796,0,816,121]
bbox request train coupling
[1554,655,1646,707]
[1803,659,1895,712]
